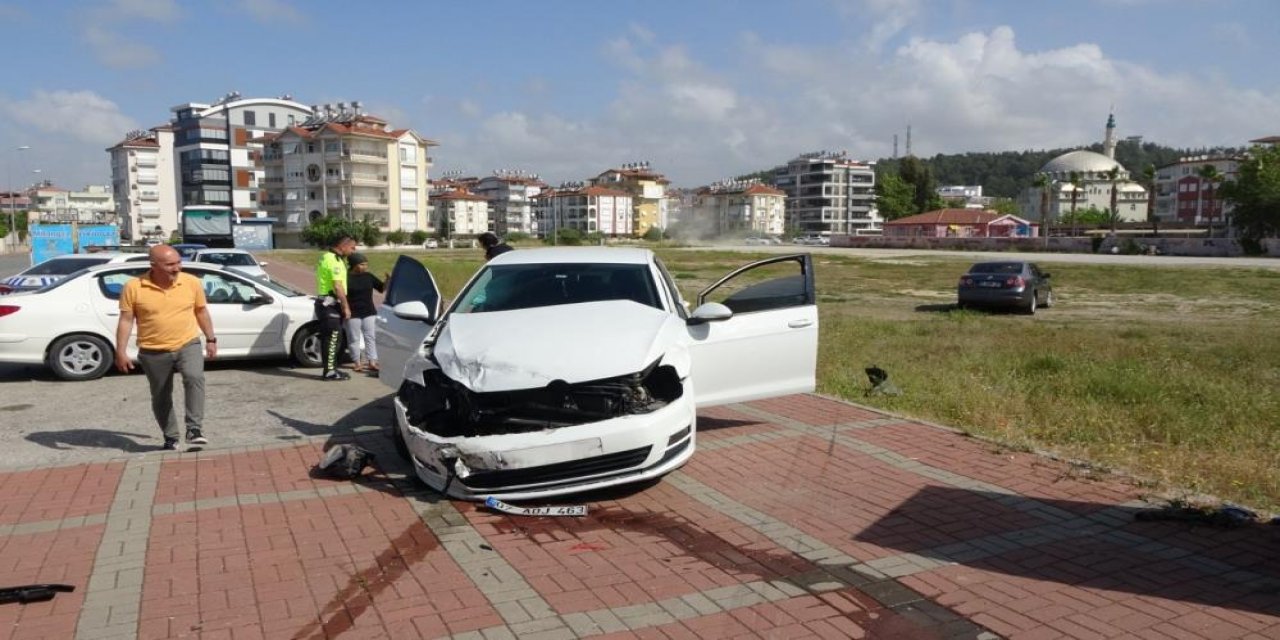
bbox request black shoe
[162,439,179,451]
[186,430,208,445]
[321,370,351,381]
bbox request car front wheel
[48,334,113,381]
[1042,290,1054,308]
[291,325,323,368]
[1023,291,1038,315]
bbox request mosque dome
[1039,150,1126,179]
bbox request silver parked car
[957,261,1054,314]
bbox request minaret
[1103,112,1117,159]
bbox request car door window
[97,268,148,300]
[653,258,687,318]
[698,254,814,314]
[198,272,258,304]
[385,255,441,313]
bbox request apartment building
[431,189,490,237]
[591,162,668,236]
[771,151,879,235]
[259,105,436,232]
[473,170,544,235]
[1153,155,1239,226]
[535,182,634,238]
[27,182,117,222]
[170,93,314,215]
[694,180,786,235]
[107,127,178,242]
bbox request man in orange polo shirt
[115,245,218,451]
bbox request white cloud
[237,0,305,25]
[0,90,139,146]
[81,26,161,69]
[106,0,179,22]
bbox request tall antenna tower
[893,134,898,159]
[905,125,913,157]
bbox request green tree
[1106,165,1121,233]
[385,229,408,245]
[642,227,665,242]
[898,156,942,214]
[1196,164,1222,236]
[874,172,916,220]
[1059,206,1110,226]
[1221,144,1280,241]
[990,199,1019,215]
[1141,164,1159,236]
[1033,173,1052,246]
[300,215,363,248]
[409,229,429,245]
[437,211,451,240]
[1068,171,1083,216]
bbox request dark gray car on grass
[957,261,1053,314]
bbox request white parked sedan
[0,253,150,295]
[190,248,270,281]
[376,247,818,501]
[0,262,329,380]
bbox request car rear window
[23,257,111,275]
[969,262,1024,274]
[198,252,257,266]
[455,263,660,313]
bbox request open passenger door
[688,254,817,407]
[376,255,442,390]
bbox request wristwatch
[207,337,218,343]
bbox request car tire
[291,324,323,368]
[47,334,113,381]
[1042,290,1054,308]
[1024,291,1038,315]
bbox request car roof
[488,247,653,266]
[81,261,230,274]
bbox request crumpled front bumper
[393,392,696,501]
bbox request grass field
[272,246,1280,510]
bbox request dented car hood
[432,300,682,393]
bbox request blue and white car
[0,253,149,295]
[376,247,819,500]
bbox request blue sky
[1,0,1277,190]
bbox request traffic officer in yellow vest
[315,234,357,380]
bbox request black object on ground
[0,584,76,605]
[315,444,376,480]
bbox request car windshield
[199,252,257,266]
[22,257,111,275]
[453,263,661,314]
[969,262,1025,274]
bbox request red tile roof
[743,184,785,196]
[884,209,1002,225]
[432,188,487,202]
[1249,135,1280,144]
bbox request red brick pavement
[0,389,1277,639]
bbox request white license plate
[979,282,1002,288]
[484,497,588,517]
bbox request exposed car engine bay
[399,359,684,437]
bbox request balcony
[349,173,388,185]
[343,149,388,163]
[135,156,157,168]
[136,172,159,184]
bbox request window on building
[244,110,256,126]
[269,113,277,128]
[307,143,316,153]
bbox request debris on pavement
[1134,501,1269,528]
[484,496,588,517]
[0,584,75,605]
[314,444,376,480]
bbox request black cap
[348,252,368,266]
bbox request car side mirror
[1042,272,1051,279]
[248,294,272,305]
[258,261,269,267]
[687,302,733,326]
[392,300,435,323]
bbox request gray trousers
[137,339,205,441]
[345,315,378,364]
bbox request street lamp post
[8,146,31,251]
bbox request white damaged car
[376,247,817,500]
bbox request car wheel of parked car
[291,325,323,368]
[1024,292,1038,315]
[47,334,112,381]
[1042,291,1054,308]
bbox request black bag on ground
[315,444,375,479]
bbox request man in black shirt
[343,252,387,373]
[478,232,513,261]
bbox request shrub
[357,218,383,247]
[385,229,408,246]
[642,227,665,242]
[546,228,583,245]
[409,229,429,245]
[505,232,531,243]
[301,216,363,248]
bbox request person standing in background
[343,252,386,373]
[315,234,356,380]
[115,245,217,451]
[478,232,513,261]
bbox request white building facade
[260,108,435,232]
[771,151,879,235]
[432,189,489,237]
[170,93,314,216]
[107,127,178,242]
[535,184,634,238]
[1019,114,1149,223]
[473,171,544,235]
[694,180,786,235]
[28,183,117,223]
